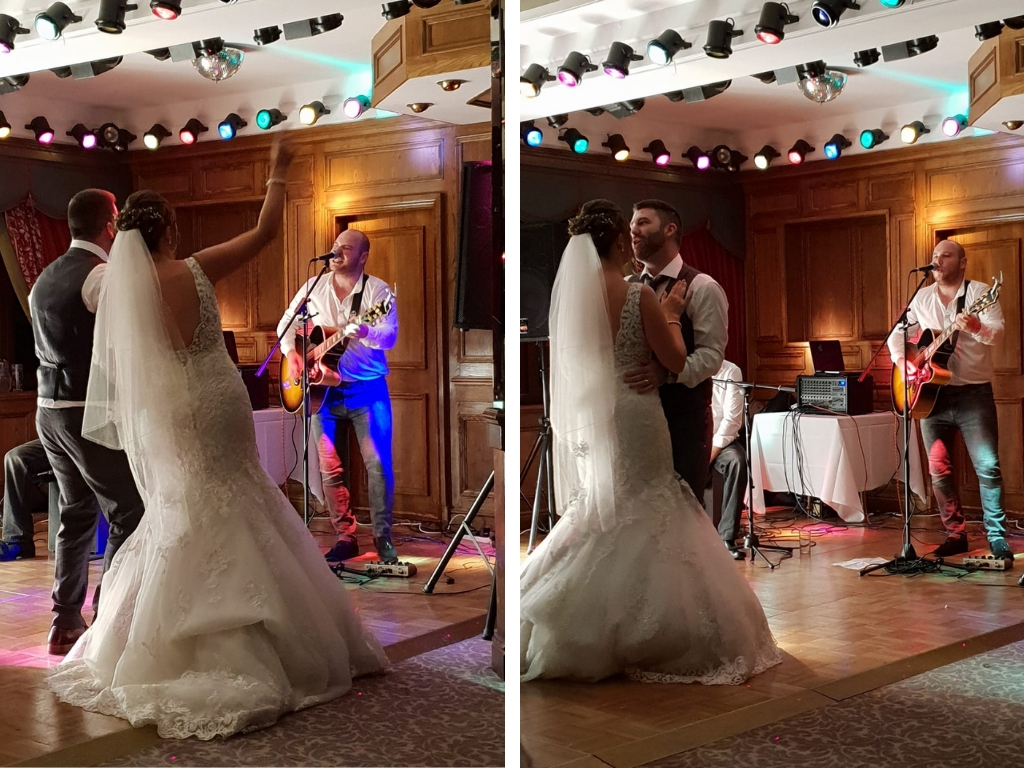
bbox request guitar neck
[310,328,348,361]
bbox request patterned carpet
[648,636,1024,768]
[101,638,504,767]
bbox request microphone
[309,252,337,262]
[911,264,936,273]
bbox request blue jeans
[920,383,1006,542]
[310,377,394,541]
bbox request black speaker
[454,161,494,330]
[520,219,569,340]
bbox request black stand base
[859,541,923,577]
[424,472,494,594]
[742,530,795,570]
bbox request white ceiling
[520,0,1024,167]
[0,0,488,148]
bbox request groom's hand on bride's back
[624,359,667,394]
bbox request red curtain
[678,222,746,372]
[4,195,71,291]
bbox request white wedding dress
[521,281,782,684]
[47,254,388,739]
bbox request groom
[30,189,145,654]
[624,200,729,498]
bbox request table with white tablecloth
[749,410,927,523]
[252,408,323,502]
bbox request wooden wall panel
[751,228,784,342]
[324,139,444,191]
[964,239,1022,375]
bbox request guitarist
[276,229,399,564]
[887,239,1008,560]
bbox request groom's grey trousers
[37,406,144,630]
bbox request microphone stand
[859,268,932,576]
[712,378,797,569]
[257,258,333,526]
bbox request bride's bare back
[155,259,203,352]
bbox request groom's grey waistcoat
[30,248,102,402]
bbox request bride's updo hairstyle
[567,199,629,258]
[116,190,176,254]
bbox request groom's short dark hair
[633,199,682,245]
[68,189,116,240]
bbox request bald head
[931,238,967,285]
[933,239,965,260]
[333,228,369,256]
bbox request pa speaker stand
[424,472,494,594]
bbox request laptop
[808,340,846,374]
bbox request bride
[520,200,782,683]
[46,143,388,739]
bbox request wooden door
[335,202,444,521]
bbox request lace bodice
[180,257,227,358]
[614,282,650,370]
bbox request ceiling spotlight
[438,79,466,92]
[602,42,642,79]
[300,101,331,125]
[413,0,442,6]
[407,102,432,113]
[1005,17,1024,30]
[726,151,747,172]
[343,96,371,119]
[853,48,880,67]
[823,134,852,159]
[0,111,10,139]
[256,108,286,130]
[558,52,597,87]
[603,99,646,118]
[35,3,82,40]
[97,122,121,148]
[0,74,29,94]
[643,140,671,166]
[0,15,30,52]
[647,29,691,66]
[143,123,171,149]
[520,64,554,98]
[27,117,55,145]
[900,120,929,144]
[752,71,777,84]
[788,139,815,164]
[218,113,247,140]
[755,2,799,45]
[975,22,1004,40]
[51,66,73,78]
[95,0,136,34]
[382,2,411,20]
[1004,120,1024,130]
[547,114,569,130]
[150,0,181,19]
[559,128,589,154]
[810,0,860,28]
[685,146,710,170]
[113,128,136,152]
[585,107,606,116]
[878,0,903,6]
[941,114,968,137]
[860,128,888,149]
[145,48,171,60]
[71,56,123,79]
[602,134,629,161]
[712,145,736,168]
[521,121,543,147]
[312,14,344,34]
[253,26,282,45]
[883,35,939,61]
[67,124,97,150]
[704,18,743,59]
[753,145,780,169]
[179,118,208,145]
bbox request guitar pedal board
[330,561,418,579]
[962,554,1013,571]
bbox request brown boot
[47,626,86,655]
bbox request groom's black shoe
[47,625,86,655]
[725,540,746,561]
[374,536,399,565]
[324,536,360,562]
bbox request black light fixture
[685,146,710,170]
[143,124,172,149]
[859,128,888,149]
[674,80,732,104]
[558,128,589,154]
[67,124,98,150]
[900,120,929,144]
[726,151,747,172]
[602,134,630,161]
[256,108,286,130]
[823,133,852,159]
[643,140,671,166]
[557,51,597,87]
[753,145,780,169]
[975,21,1004,40]
[546,114,569,129]
[853,48,880,67]
[71,56,123,79]
[712,144,736,168]
[254,26,282,45]
[113,128,137,152]
[664,91,686,102]
[521,122,543,147]
[752,71,777,84]
[313,14,344,34]
[95,0,138,34]
[413,0,443,6]
[787,139,815,165]
[0,14,31,53]
[0,111,10,139]
[941,114,968,137]
[179,118,208,145]
[602,42,642,79]
[810,0,860,28]
[299,101,331,125]
[382,2,411,20]
[520,63,555,98]
[150,0,181,20]
[755,2,799,45]
[882,35,939,61]
[26,117,55,144]
[97,122,121,148]
[218,113,247,140]
[647,29,691,66]
[602,99,645,118]
[51,66,73,78]
[1005,17,1024,30]
[585,107,606,116]
[35,3,83,41]
[0,74,30,94]
[145,47,171,60]
[704,18,743,59]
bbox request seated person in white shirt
[278,229,399,564]
[710,359,747,560]
[888,239,1008,560]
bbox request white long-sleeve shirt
[277,272,397,382]
[638,254,729,388]
[712,359,744,450]
[887,278,1003,386]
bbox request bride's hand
[269,140,294,179]
[661,279,689,318]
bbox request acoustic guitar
[891,274,1002,418]
[278,298,392,414]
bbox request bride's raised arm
[638,280,689,374]
[192,141,293,284]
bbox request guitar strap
[349,274,368,318]
[940,280,970,356]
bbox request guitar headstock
[360,298,393,327]
[968,273,1003,316]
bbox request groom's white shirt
[637,254,729,389]
[34,240,109,409]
